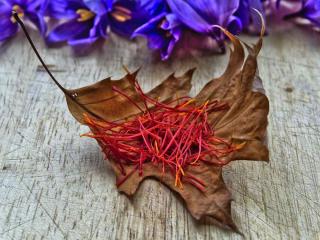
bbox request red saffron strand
[83,79,242,192]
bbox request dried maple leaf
[15,12,269,233]
[67,28,268,231]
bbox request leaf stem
[12,11,67,95]
[13,11,104,121]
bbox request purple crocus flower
[109,0,166,37]
[285,0,320,27]
[132,0,244,60]
[132,12,182,60]
[46,0,112,46]
[166,0,243,40]
[235,0,265,33]
[47,0,166,47]
[0,0,47,42]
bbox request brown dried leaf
[63,22,268,233]
[16,9,268,233]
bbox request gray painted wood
[0,24,319,240]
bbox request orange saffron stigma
[83,79,242,192]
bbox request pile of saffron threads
[83,80,241,192]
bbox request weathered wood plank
[0,25,319,239]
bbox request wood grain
[0,25,319,239]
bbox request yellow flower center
[11,5,24,23]
[76,9,95,22]
[110,6,132,22]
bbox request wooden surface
[0,25,319,240]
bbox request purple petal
[161,39,175,60]
[0,1,11,13]
[235,0,250,27]
[138,0,167,15]
[97,14,109,38]
[47,0,84,19]
[303,0,320,23]
[166,0,212,33]
[7,0,22,5]
[235,0,265,33]
[89,15,102,37]
[132,16,165,49]
[186,0,239,25]
[0,18,18,41]
[26,11,47,35]
[167,0,240,33]
[26,0,46,11]
[105,0,113,11]
[83,0,108,15]
[46,19,92,43]
[147,35,166,50]
[132,13,167,38]
[227,15,242,35]
[0,19,18,41]
[161,27,181,60]
[171,26,181,40]
[0,2,18,41]
[161,13,180,30]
